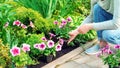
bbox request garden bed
[27,39,97,68]
[27,45,79,68]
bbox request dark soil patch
[27,45,79,68]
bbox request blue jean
[93,4,120,44]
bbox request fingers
[67,35,75,44]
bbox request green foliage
[14,7,54,34]
[26,33,45,59]
[0,0,8,3]
[53,0,90,18]
[99,45,120,68]
[12,50,36,67]
[0,39,12,68]
[0,3,16,45]
[14,0,57,18]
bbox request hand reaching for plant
[68,24,93,44]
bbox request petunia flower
[47,40,54,48]
[22,43,30,52]
[61,19,67,26]
[13,20,21,26]
[38,43,46,50]
[10,46,20,56]
[66,16,72,22]
[59,38,64,45]
[114,44,120,49]
[4,22,9,28]
[53,20,58,25]
[55,44,62,51]
[30,21,35,28]
[107,49,113,54]
[41,37,47,41]
[34,44,39,49]
[49,33,56,38]
[21,24,27,29]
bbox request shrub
[0,39,12,68]
[14,7,54,34]
[26,33,45,59]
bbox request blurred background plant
[0,39,12,68]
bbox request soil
[27,45,79,68]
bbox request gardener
[68,0,120,55]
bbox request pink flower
[114,44,120,49]
[34,44,39,49]
[101,47,108,53]
[13,20,21,26]
[107,49,113,54]
[4,22,9,28]
[41,37,47,41]
[66,16,72,22]
[49,33,56,38]
[53,20,58,25]
[10,46,20,56]
[59,25,63,28]
[21,24,27,29]
[30,21,34,28]
[47,40,54,48]
[55,44,62,51]
[38,43,46,50]
[61,19,67,26]
[59,38,64,45]
[22,43,30,52]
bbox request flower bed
[27,45,79,68]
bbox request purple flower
[47,40,54,48]
[4,22,9,28]
[34,44,39,49]
[41,37,47,41]
[66,16,72,22]
[49,33,56,38]
[21,24,27,29]
[53,20,58,25]
[101,47,109,53]
[13,20,21,26]
[22,43,30,52]
[107,49,113,54]
[114,44,120,49]
[10,46,20,57]
[59,38,64,45]
[55,44,62,51]
[105,45,110,49]
[38,43,46,50]
[61,19,67,26]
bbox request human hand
[68,29,79,44]
[68,24,93,44]
[77,24,93,34]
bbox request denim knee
[102,30,120,44]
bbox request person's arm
[93,0,120,30]
[81,0,98,25]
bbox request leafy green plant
[26,33,45,59]
[14,7,54,34]
[14,0,57,18]
[97,45,120,68]
[10,45,36,67]
[34,34,63,57]
[0,39,12,68]
[0,3,16,45]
